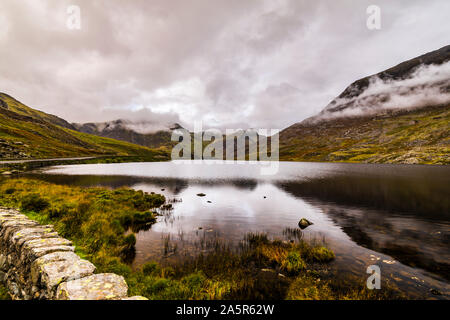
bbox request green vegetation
[0,92,170,160]
[0,284,10,300]
[0,178,404,300]
[0,178,164,265]
[279,105,450,165]
[1,91,448,166]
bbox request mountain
[279,46,450,165]
[0,93,169,160]
[0,92,76,130]
[72,120,182,149]
[2,46,449,164]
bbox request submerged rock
[298,218,313,230]
[430,289,442,296]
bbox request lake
[27,161,450,299]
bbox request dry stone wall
[0,207,146,300]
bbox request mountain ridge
[1,46,449,164]
[307,45,450,122]
[72,119,182,149]
[0,92,169,160]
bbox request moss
[20,194,49,212]
[281,251,306,274]
[307,246,335,263]
[0,284,11,300]
[142,261,161,276]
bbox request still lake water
[29,161,449,299]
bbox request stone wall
[0,207,146,300]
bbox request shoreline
[0,177,416,300]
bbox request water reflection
[24,161,450,298]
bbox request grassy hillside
[0,93,75,129]
[279,105,450,165]
[0,92,169,160]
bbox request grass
[1,91,448,166]
[0,284,10,300]
[0,178,405,300]
[0,92,171,160]
[279,105,450,165]
[0,178,165,267]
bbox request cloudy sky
[0,0,449,130]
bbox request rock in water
[298,218,313,229]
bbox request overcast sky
[0,0,449,130]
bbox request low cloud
[83,107,183,134]
[315,61,450,121]
[0,0,449,130]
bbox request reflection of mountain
[229,179,258,191]
[25,174,190,195]
[276,174,450,281]
[26,174,259,193]
[276,169,449,219]
[317,204,450,281]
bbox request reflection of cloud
[316,61,450,121]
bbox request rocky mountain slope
[279,45,450,164]
[312,45,450,121]
[1,46,448,164]
[72,120,181,149]
[0,93,168,160]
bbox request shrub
[123,233,136,247]
[5,188,15,195]
[281,251,306,274]
[142,261,161,276]
[47,203,73,219]
[20,194,49,212]
[308,246,335,263]
[132,211,156,225]
[181,272,206,291]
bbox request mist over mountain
[72,120,182,149]
[307,45,450,123]
[0,93,167,159]
[1,45,448,164]
[279,46,450,165]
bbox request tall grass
[0,178,404,300]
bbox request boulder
[298,218,313,230]
[31,251,96,298]
[56,273,128,300]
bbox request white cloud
[317,61,450,120]
[0,0,449,130]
